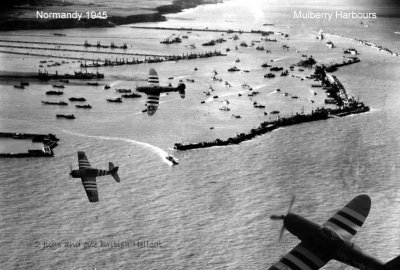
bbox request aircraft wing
[146,68,160,116]
[81,177,99,202]
[78,151,91,169]
[146,93,160,116]
[147,68,159,86]
[268,243,330,270]
[323,194,371,240]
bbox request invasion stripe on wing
[272,262,293,270]
[328,217,357,235]
[337,211,364,226]
[291,251,319,270]
[294,245,325,267]
[332,213,361,231]
[281,257,302,270]
[340,207,366,224]
[324,221,354,239]
[285,254,313,270]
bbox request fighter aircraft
[70,151,120,202]
[136,68,186,116]
[269,194,399,270]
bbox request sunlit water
[0,0,400,269]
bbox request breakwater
[0,44,167,58]
[80,51,225,67]
[0,132,59,158]
[326,57,360,72]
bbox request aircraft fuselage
[284,213,385,270]
[70,168,110,178]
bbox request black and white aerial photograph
[0,0,399,269]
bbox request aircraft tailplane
[177,80,186,99]
[109,162,120,183]
[385,255,400,270]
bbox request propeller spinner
[270,195,295,242]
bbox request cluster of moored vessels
[175,64,370,151]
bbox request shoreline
[0,0,223,31]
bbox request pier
[0,39,128,50]
[0,132,59,158]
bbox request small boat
[264,73,275,78]
[115,89,131,93]
[14,84,24,89]
[104,84,110,89]
[52,84,64,88]
[270,110,280,114]
[228,66,240,72]
[253,102,265,108]
[166,155,178,165]
[75,104,92,109]
[121,93,141,98]
[59,79,69,83]
[107,97,122,103]
[87,82,99,86]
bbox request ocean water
[0,0,400,269]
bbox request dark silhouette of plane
[136,68,185,116]
[269,194,400,270]
[70,151,120,202]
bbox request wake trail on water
[60,129,172,165]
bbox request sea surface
[0,0,400,269]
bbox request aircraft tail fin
[385,255,400,270]
[109,162,120,183]
[177,80,185,99]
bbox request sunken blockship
[0,132,59,157]
[174,66,370,151]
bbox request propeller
[270,195,295,242]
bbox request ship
[115,89,131,93]
[42,101,68,106]
[107,97,122,103]
[46,90,63,95]
[264,73,275,78]
[69,97,86,102]
[75,104,92,109]
[56,114,75,119]
[14,84,24,89]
